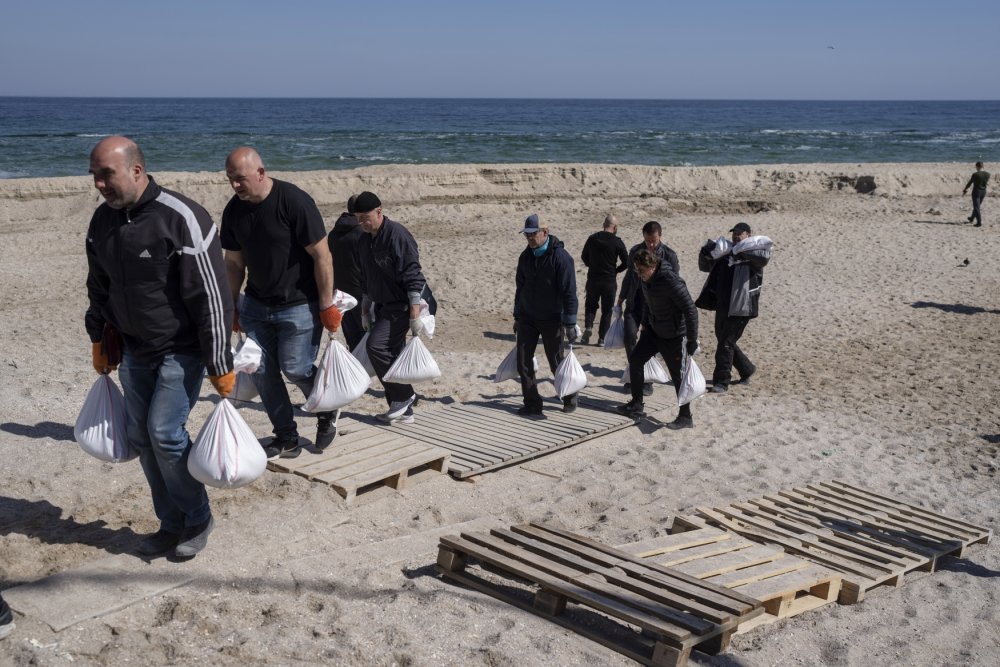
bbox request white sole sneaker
[377,408,415,425]
[384,394,416,420]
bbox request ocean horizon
[1,97,997,179]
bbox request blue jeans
[240,296,322,438]
[119,351,210,534]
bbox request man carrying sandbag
[617,249,699,429]
[696,222,770,393]
[616,221,680,397]
[85,136,234,558]
[513,214,580,415]
[580,214,628,346]
[356,192,427,425]
[221,148,342,458]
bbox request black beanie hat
[354,191,381,213]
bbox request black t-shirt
[221,179,327,307]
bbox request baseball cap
[729,222,752,234]
[520,213,541,234]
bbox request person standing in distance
[355,192,427,425]
[580,214,628,346]
[221,148,342,457]
[86,136,234,558]
[963,161,989,227]
[513,214,580,415]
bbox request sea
[1,97,998,179]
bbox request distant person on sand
[356,192,427,425]
[617,249,699,429]
[221,147,342,457]
[580,214,628,346]
[616,221,680,397]
[963,161,989,227]
[328,195,365,351]
[513,214,580,416]
[86,136,233,559]
[696,222,770,393]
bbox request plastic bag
[554,347,587,399]
[621,356,671,384]
[710,236,733,259]
[231,371,259,402]
[303,338,372,412]
[230,335,262,402]
[732,235,773,256]
[418,299,436,340]
[603,313,626,349]
[494,346,538,383]
[74,374,136,463]
[188,399,267,489]
[352,331,377,377]
[384,337,441,384]
[332,289,358,312]
[677,354,707,406]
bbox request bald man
[86,136,234,558]
[580,214,628,345]
[221,148,341,458]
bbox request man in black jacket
[327,195,365,351]
[86,136,234,558]
[513,214,580,415]
[616,221,680,397]
[356,192,427,425]
[617,249,699,429]
[580,214,628,346]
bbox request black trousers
[628,329,690,418]
[971,188,986,225]
[713,311,754,386]
[517,318,572,408]
[584,278,617,339]
[367,304,414,404]
[341,306,365,352]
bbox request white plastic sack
[494,346,539,383]
[384,337,441,384]
[603,314,626,349]
[352,331,377,377]
[677,355,707,406]
[554,347,587,399]
[74,375,136,463]
[188,399,267,489]
[230,335,262,402]
[732,235,773,255]
[231,371,259,402]
[710,236,733,259]
[417,299,436,340]
[303,338,372,412]
[332,289,358,312]
[621,356,671,384]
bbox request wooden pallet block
[436,522,764,667]
[618,523,841,633]
[268,427,449,503]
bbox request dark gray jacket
[696,240,769,318]
[640,259,698,341]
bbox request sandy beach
[0,162,997,666]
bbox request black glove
[564,325,578,343]
[700,241,716,257]
[686,339,699,356]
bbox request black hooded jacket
[327,212,364,299]
[514,235,578,325]
[639,258,698,341]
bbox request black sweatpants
[367,304,414,405]
[628,329,690,418]
[584,278,617,339]
[517,318,572,409]
[712,311,754,386]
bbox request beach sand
[0,162,997,666]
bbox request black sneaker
[616,399,645,419]
[562,395,578,413]
[665,415,694,430]
[735,367,756,385]
[709,384,728,393]
[581,329,592,345]
[315,411,337,451]
[518,404,543,416]
[136,529,180,557]
[597,337,605,347]
[0,595,15,640]
[263,434,301,460]
[642,383,654,396]
[174,516,215,558]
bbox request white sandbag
[732,235,773,255]
[303,338,372,412]
[621,356,671,384]
[74,374,136,463]
[188,399,266,489]
[494,346,538,383]
[603,314,625,349]
[332,289,358,312]
[677,355,707,406]
[232,335,262,373]
[383,337,441,384]
[231,371,259,402]
[418,299,436,339]
[352,331,377,377]
[554,347,587,399]
[710,236,733,259]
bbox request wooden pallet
[618,521,841,633]
[436,522,764,667]
[267,423,449,503]
[688,480,993,604]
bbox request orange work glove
[92,342,118,374]
[233,308,241,333]
[209,371,236,398]
[319,304,342,332]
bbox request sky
[1,1,997,99]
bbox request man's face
[226,162,267,203]
[89,149,142,209]
[636,263,656,282]
[643,231,660,251]
[525,228,548,249]
[357,208,384,235]
[732,230,750,244]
